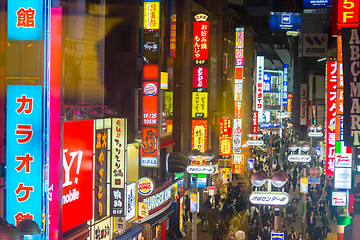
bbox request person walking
[321,212,330,238]
[184,194,192,222]
[307,211,316,239]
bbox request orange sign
[142,127,158,157]
[232,163,243,174]
[219,137,232,156]
[191,120,207,153]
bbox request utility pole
[192,174,198,240]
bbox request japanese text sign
[193,21,209,60]
[219,137,232,156]
[186,165,215,174]
[300,84,307,125]
[193,66,208,88]
[95,129,108,221]
[62,120,94,232]
[338,0,359,31]
[219,118,232,136]
[283,64,288,106]
[6,85,42,227]
[326,61,337,175]
[111,118,127,216]
[235,28,244,66]
[192,92,208,118]
[249,192,290,205]
[252,111,258,134]
[191,120,207,154]
[332,191,347,206]
[232,163,244,174]
[334,167,352,189]
[8,0,43,40]
[256,56,264,119]
[144,1,160,31]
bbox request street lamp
[186,149,215,240]
[250,170,289,232]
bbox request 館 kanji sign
[8,0,43,40]
[6,85,42,227]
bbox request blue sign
[340,115,344,141]
[282,64,288,106]
[270,12,301,31]
[271,232,284,240]
[316,146,321,156]
[308,177,321,184]
[6,85,42,227]
[8,0,43,40]
[248,158,254,169]
[263,72,271,92]
[259,123,282,128]
[303,0,332,9]
[141,157,158,167]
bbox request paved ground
[180,182,339,240]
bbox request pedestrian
[261,222,271,240]
[235,230,246,240]
[319,198,326,216]
[307,211,316,239]
[312,225,323,240]
[321,212,330,238]
[297,233,304,240]
[213,221,224,240]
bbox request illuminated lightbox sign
[144,1,160,31]
[334,167,352,189]
[142,186,172,213]
[8,0,43,40]
[335,153,352,168]
[190,192,199,213]
[246,140,264,146]
[269,12,301,31]
[332,191,347,207]
[263,72,271,92]
[249,192,290,205]
[138,177,155,196]
[63,120,94,232]
[193,21,209,60]
[6,85,42,227]
[191,120,207,154]
[248,158,255,169]
[283,64,288,106]
[126,182,136,221]
[287,155,311,162]
[141,157,158,167]
[193,66,208,88]
[303,0,332,9]
[308,132,323,137]
[192,92,208,118]
[186,165,215,175]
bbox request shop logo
[144,83,157,96]
[138,177,154,196]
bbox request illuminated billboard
[270,12,301,31]
[192,120,207,153]
[193,21,209,60]
[192,92,208,118]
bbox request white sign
[141,157,158,167]
[246,140,264,146]
[332,191,347,207]
[301,33,328,57]
[334,167,352,189]
[125,182,136,221]
[335,153,352,168]
[208,186,215,196]
[287,154,311,162]
[256,56,264,122]
[142,186,172,212]
[186,165,215,174]
[308,132,323,137]
[300,84,307,125]
[249,191,290,205]
[92,217,112,239]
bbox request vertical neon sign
[6,85,42,227]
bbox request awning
[115,226,142,240]
[146,207,174,227]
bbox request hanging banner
[6,85,42,227]
[342,28,360,147]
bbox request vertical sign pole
[192,174,198,240]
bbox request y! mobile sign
[63,120,94,232]
[256,56,264,122]
[326,61,337,175]
[6,85,42,227]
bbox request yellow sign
[144,1,160,30]
[138,202,149,219]
[165,92,173,117]
[219,137,232,155]
[161,72,168,89]
[300,177,308,194]
[192,92,208,118]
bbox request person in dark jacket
[213,221,224,240]
[184,194,192,222]
[320,212,330,238]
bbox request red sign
[234,101,242,118]
[338,0,359,31]
[193,21,209,60]
[63,120,94,232]
[309,167,320,177]
[252,111,258,134]
[193,66,208,88]
[232,163,244,174]
[142,127,158,157]
[326,61,337,175]
[219,118,232,136]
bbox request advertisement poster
[300,177,308,194]
[332,191,347,207]
[63,120,94,232]
[125,182,136,221]
[191,120,207,153]
[269,12,301,31]
[334,167,352,189]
